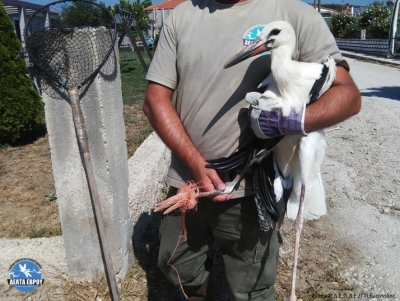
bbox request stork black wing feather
[253,151,280,231]
[257,153,280,221]
[253,170,272,231]
[206,136,283,172]
[206,149,247,171]
[253,136,284,153]
[309,63,329,104]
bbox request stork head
[224,21,296,68]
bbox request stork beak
[224,38,270,69]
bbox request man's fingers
[216,182,226,191]
[200,174,232,202]
[193,167,234,202]
[211,193,233,202]
[206,169,226,191]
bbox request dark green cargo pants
[157,187,282,301]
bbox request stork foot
[289,291,297,301]
[290,184,306,301]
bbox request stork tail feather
[285,172,326,220]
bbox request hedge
[0,3,44,144]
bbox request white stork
[224,20,336,301]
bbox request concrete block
[128,132,171,230]
[41,44,133,281]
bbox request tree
[60,0,109,27]
[322,4,347,11]
[0,3,44,144]
[118,0,152,31]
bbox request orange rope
[154,181,200,215]
[167,234,189,300]
[156,181,213,300]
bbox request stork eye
[270,29,281,36]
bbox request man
[143,0,361,300]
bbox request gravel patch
[321,94,400,299]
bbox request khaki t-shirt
[146,0,347,198]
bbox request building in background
[1,0,43,46]
[315,6,337,17]
[145,0,186,38]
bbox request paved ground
[322,53,400,299]
[341,50,400,67]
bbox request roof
[146,0,187,10]
[352,7,366,15]
[312,6,338,14]
[320,6,338,13]
[1,0,43,15]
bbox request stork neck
[270,46,294,89]
[270,45,293,68]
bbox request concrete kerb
[128,132,171,242]
[341,50,400,68]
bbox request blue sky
[25,0,381,9]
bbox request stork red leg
[290,184,306,301]
[181,211,188,240]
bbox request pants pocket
[225,228,281,297]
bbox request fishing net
[24,2,120,299]
[25,0,116,90]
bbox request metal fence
[336,38,389,57]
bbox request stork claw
[162,202,186,215]
[154,194,184,212]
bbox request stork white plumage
[224,21,336,301]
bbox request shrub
[331,2,392,39]
[358,3,392,39]
[331,13,358,38]
[342,21,362,39]
[0,3,44,144]
[153,31,160,51]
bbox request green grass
[26,226,62,239]
[119,50,155,156]
[140,125,153,137]
[120,50,152,106]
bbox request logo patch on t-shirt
[242,25,267,45]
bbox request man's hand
[189,157,233,202]
[248,104,307,139]
[143,81,232,202]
